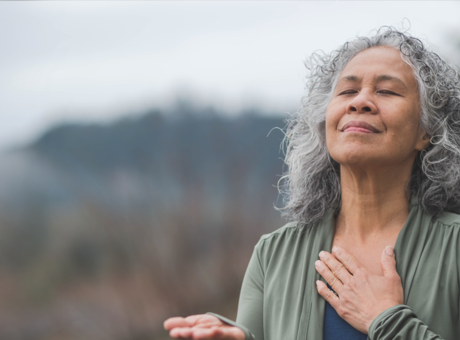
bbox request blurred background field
[1,2,460,340]
[0,104,285,340]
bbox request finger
[316,280,339,309]
[193,327,232,340]
[381,246,400,280]
[165,316,201,330]
[199,326,245,340]
[218,326,246,340]
[165,315,220,331]
[319,250,351,284]
[170,326,221,340]
[315,260,343,293]
[193,327,219,339]
[165,317,191,330]
[169,326,193,338]
[331,246,362,276]
[170,324,244,340]
[185,314,221,326]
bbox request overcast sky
[1,1,460,150]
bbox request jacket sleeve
[368,305,444,340]
[207,240,265,340]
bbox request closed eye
[338,90,358,95]
[377,90,401,96]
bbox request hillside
[0,107,287,340]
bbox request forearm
[204,239,265,340]
[368,305,444,340]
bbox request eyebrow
[337,74,407,89]
[375,75,407,89]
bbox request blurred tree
[0,105,287,340]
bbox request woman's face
[325,46,429,168]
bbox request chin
[330,147,381,167]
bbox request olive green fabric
[208,198,460,340]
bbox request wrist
[368,304,413,340]
[366,302,402,333]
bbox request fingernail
[319,251,324,258]
[385,246,394,256]
[332,246,338,252]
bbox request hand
[164,314,245,340]
[315,246,404,334]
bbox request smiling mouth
[340,121,380,133]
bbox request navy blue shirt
[323,286,367,340]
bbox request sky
[1,1,460,150]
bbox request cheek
[325,103,336,129]
[325,111,334,148]
[383,106,421,142]
[325,104,341,144]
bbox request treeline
[0,105,288,340]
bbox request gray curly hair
[279,26,460,226]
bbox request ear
[415,130,431,151]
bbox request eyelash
[338,90,398,96]
[378,90,397,95]
[339,90,357,95]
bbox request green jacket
[208,199,460,339]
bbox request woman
[164,27,460,340]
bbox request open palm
[164,314,245,340]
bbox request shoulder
[252,220,320,266]
[426,210,460,282]
[432,210,460,227]
[256,221,312,248]
[258,221,300,242]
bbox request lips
[340,121,381,133]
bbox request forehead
[339,46,416,86]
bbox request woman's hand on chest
[315,245,404,334]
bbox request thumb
[381,246,398,279]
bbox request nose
[346,90,377,114]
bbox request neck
[336,164,412,244]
